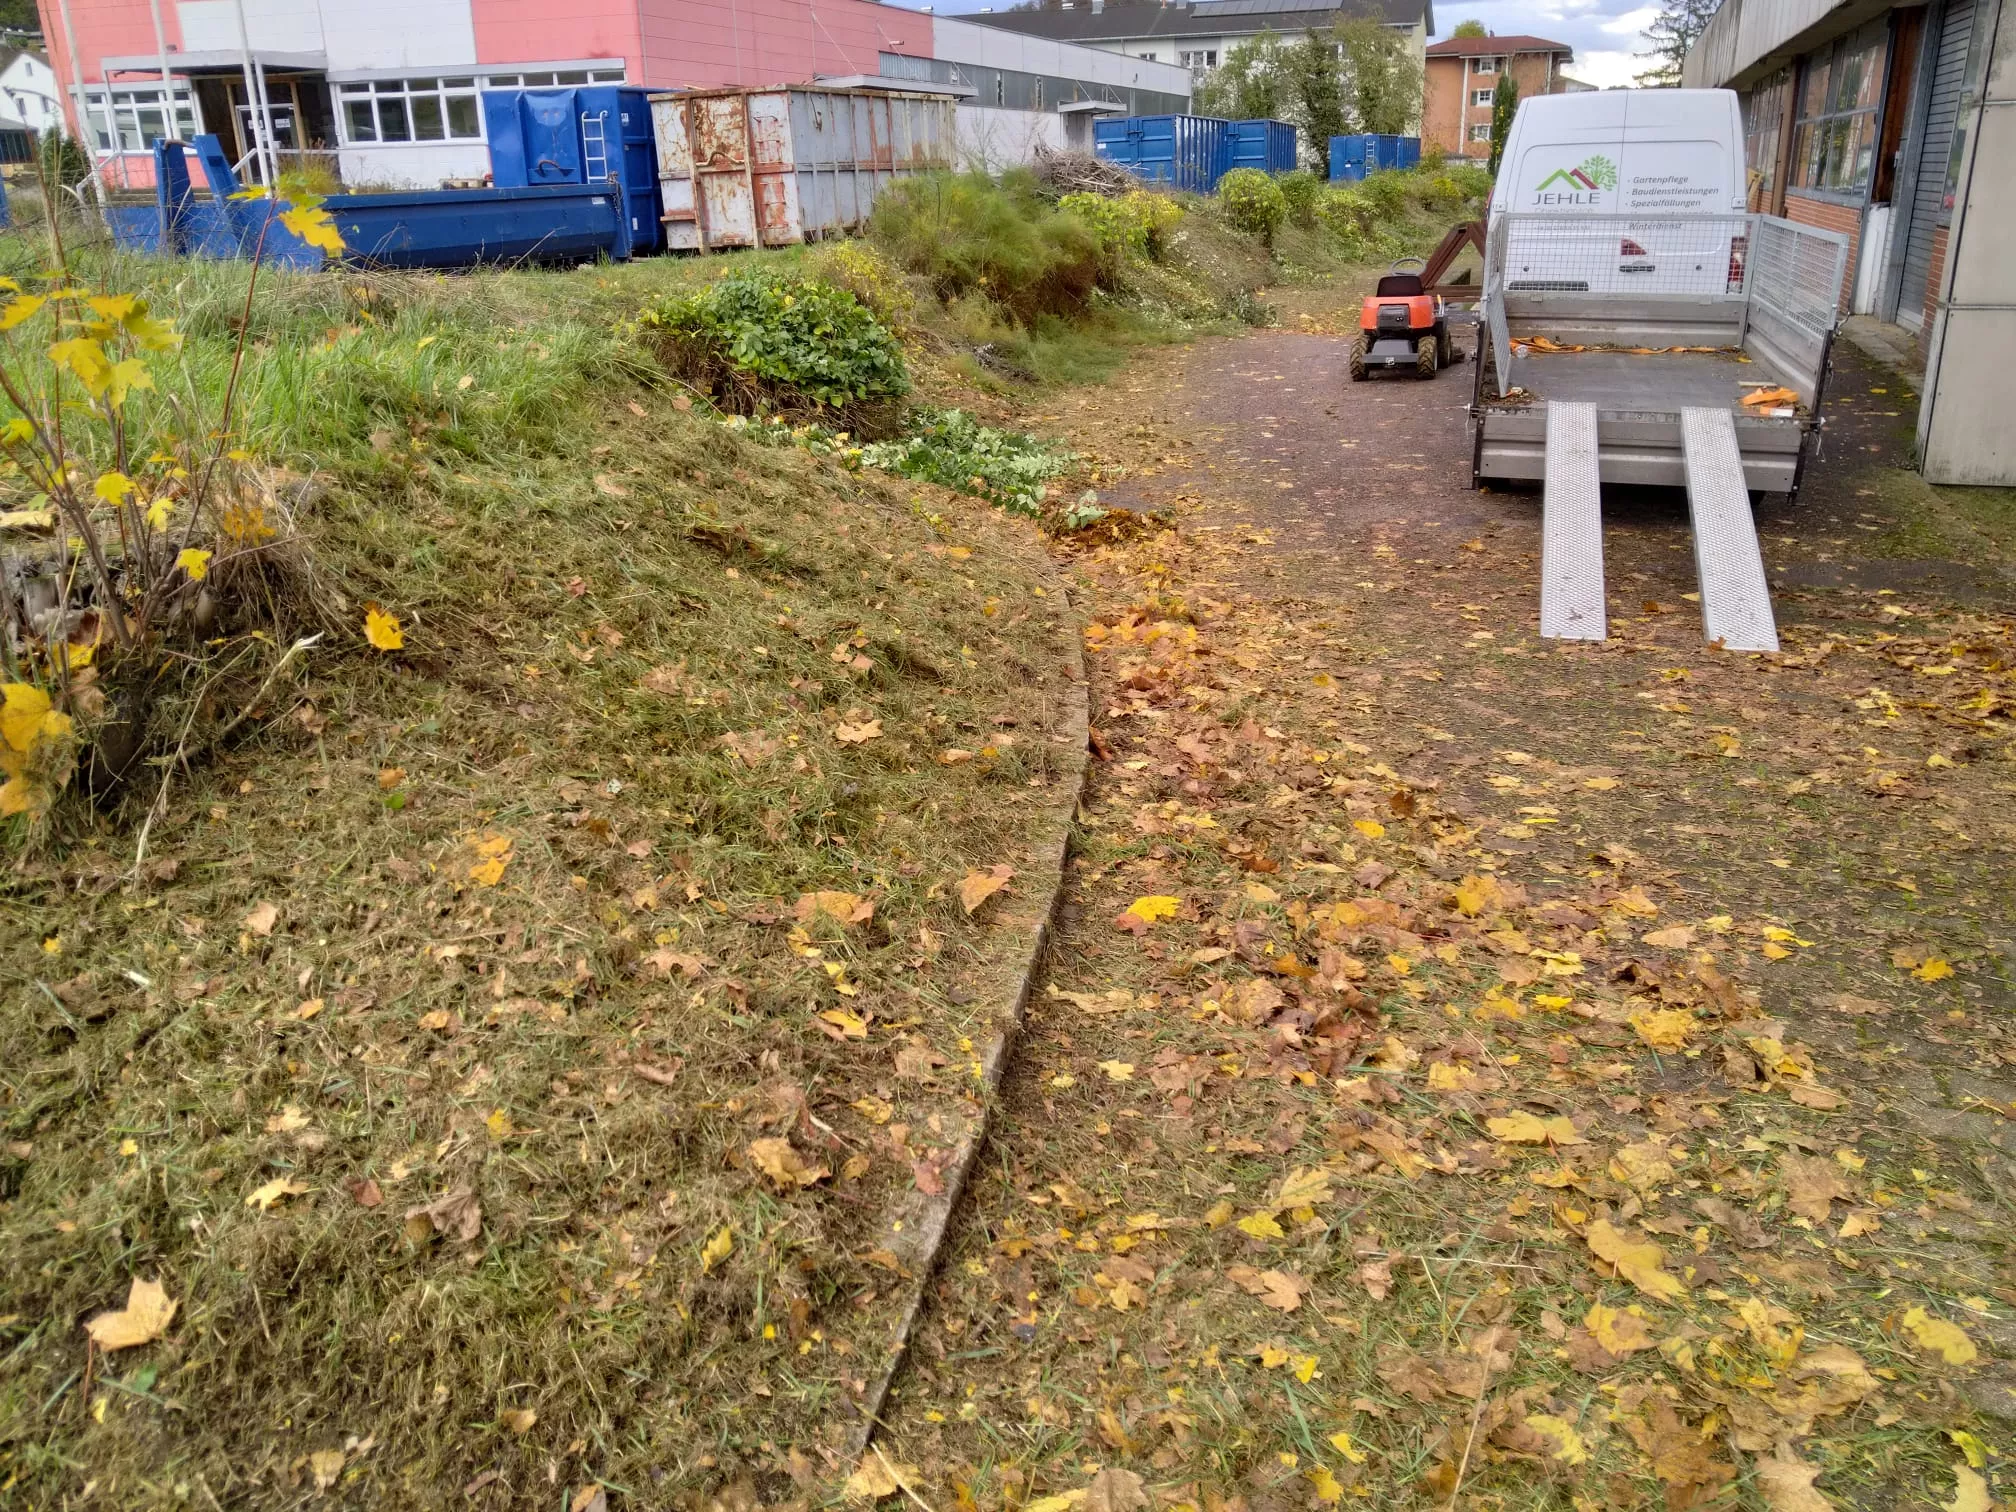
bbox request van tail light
[1727,234,1748,291]
[1620,238,1648,256]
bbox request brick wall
[1920,224,1949,359]
[1782,193,1862,311]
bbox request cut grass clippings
[0,253,1086,1507]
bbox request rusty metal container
[649,85,957,252]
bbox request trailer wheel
[1349,334,1368,382]
[1416,338,1437,380]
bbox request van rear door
[1499,91,1743,297]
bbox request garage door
[1898,0,1976,331]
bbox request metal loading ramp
[1680,406,1780,653]
[1534,405,1780,653]
[1540,402,1607,641]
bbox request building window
[1468,123,1492,142]
[1742,66,1793,210]
[1789,21,1886,195]
[1137,52,1158,61]
[77,84,198,152]
[1178,49,1218,68]
[336,68,623,145]
[1472,88,1494,107]
[1473,56,1502,74]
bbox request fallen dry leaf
[794,890,873,926]
[245,1176,311,1211]
[309,1447,345,1492]
[748,1137,830,1189]
[83,1277,178,1351]
[1584,1219,1686,1301]
[499,1407,536,1435]
[958,864,1016,915]
[243,901,279,937]
[833,717,882,744]
[1755,1442,1833,1512]
[1487,1111,1584,1146]
[1901,1305,1978,1366]
[404,1185,482,1244]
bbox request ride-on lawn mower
[1349,257,1457,381]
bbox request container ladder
[1680,407,1779,653]
[581,111,612,183]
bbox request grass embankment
[0,155,1482,1506]
[0,250,1085,1507]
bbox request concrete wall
[955,104,1069,168]
[930,15,1193,98]
[1683,0,1894,88]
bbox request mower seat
[1375,273,1426,297]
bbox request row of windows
[76,67,625,154]
[1788,20,1885,194]
[79,85,198,152]
[878,51,1189,118]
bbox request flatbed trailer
[1471,211,1849,651]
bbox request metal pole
[52,0,106,213]
[253,55,280,183]
[229,0,274,184]
[148,0,174,135]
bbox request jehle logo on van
[1532,155,1618,205]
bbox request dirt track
[872,314,2016,1508]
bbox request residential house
[964,0,1435,85]
[1422,34,1578,159]
[1684,0,2011,484]
[1,44,60,133]
[34,0,1189,189]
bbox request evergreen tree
[1635,0,1721,87]
[1488,70,1518,174]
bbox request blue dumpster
[1227,119,1296,175]
[1329,133,1422,180]
[1094,114,1232,192]
[484,86,663,254]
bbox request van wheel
[1416,338,1437,379]
[1349,334,1368,382]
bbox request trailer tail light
[1726,234,1748,292]
[1619,238,1648,256]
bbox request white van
[1488,89,1750,297]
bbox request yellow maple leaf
[1901,1305,1977,1365]
[1353,818,1386,839]
[364,604,404,651]
[700,1224,734,1273]
[1914,957,1954,983]
[2,683,69,753]
[466,832,512,886]
[244,1177,310,1210]
[1523,1414,1589,1465]
[1487,1111,1584,1146]
[1584,1219,1685,1302]
[1585,1301,1656,1355]
[1274,1166,1333,1209]
[82,1277,178,1350]
[1098,1060,1135,1081]
[1328,1430,1369,1464]
[1237,1211,1286,1240]
[1308,1466,1343,1504]
[1125,894,1181,924]
[1629,1007,1697,1049]
[819,1007,870,1039]
[175,547,211,581]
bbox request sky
[925,0,1663,89]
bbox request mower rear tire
[1349,334,1369,382]
[1437,326,1454,367]
[1415,337,1437,380]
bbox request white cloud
[1600,5,1660,34]
[1572,48,1648,86]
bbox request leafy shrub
[869,170,1102,323]
[1217,168,1287,241]
[1313,186,1374,257]
[1357,169,1409,221]
[859,408,1074,517]
[1059,189,1187,270]
[1276,170,1322,228]
[1442,161,1495,202]
[807,239,920,334]
[636,268,909,420]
